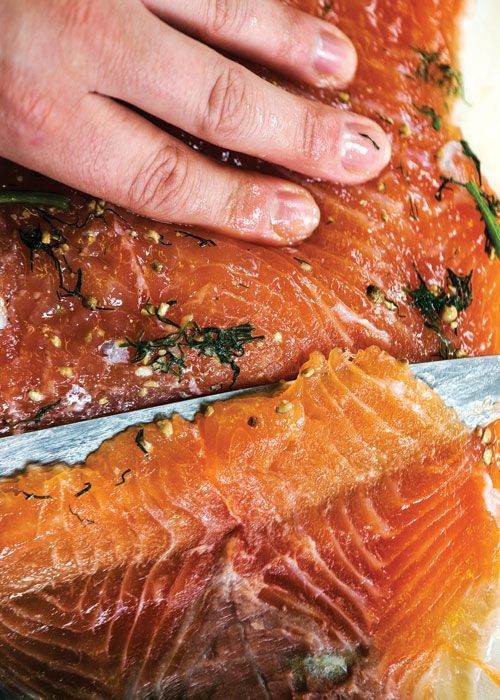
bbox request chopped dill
[115,468,132,486]
[358,133,380,150]
[122,320,264,386]
[188,323,263,384]
[175,229,216,248]
[406,268,473,358]
[21,491,52,500]
[409,195,419,220]
[13,399,61,427]
[413,48,463,97]
[75,482,92,498]
[414,105,441,130]
[18,224,113,309]
[135,428,148,455]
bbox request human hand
[0,0,391,244]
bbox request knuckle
[200,63,254,140]
[58,0,105,39]
[57,0,116,68]
[204,0,249,36]
[3,79,58,145]
[128,145,192,216]
[299,107,330,163]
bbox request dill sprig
[175,229,216,248]
[413,48,464,98]
[460,139,482,185]
[18,223,113,309]
[435,141,500,257]
[13,399,61,427]
[406,268,473,358]
[187,323,263,384]
[123,320,264,385]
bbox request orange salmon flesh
[0,347,497,697]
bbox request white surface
[457,0,500,195]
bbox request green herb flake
[135,428,149,455]
[413,48,464,98]
[409,195,419,220]
[123,320,264,386]
[406,268,473,358]
[21,491,52,501]
[115,468,132,486]
[175,229,216,248]
[414,105,441,130]
[358,133,380,150]
[18,224,113,310]
[75,482,92,498]
[14,399,61,427]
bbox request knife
[0,355,499,476]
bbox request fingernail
[271,187,320,243]
[341,123,390,174]
[314,30,357,86]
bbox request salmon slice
[0,347,497,698]
[1,0,500,434]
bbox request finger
[97,13,391,185]
[1,91,319,245]
[143,0,357,89]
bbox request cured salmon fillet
[0,347,497,698]
[1,0,500,434]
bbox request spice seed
[276,400,293,414]
[156,419,173,437]
[440,305,458,324]
[481,428,492,445]
[301,367,315,377]
[482,447,493,466]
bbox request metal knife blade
[0,355,498,476]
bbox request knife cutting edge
[0,355,499,476]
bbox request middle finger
[96,5,391,185]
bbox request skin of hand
[0,0,391,245]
